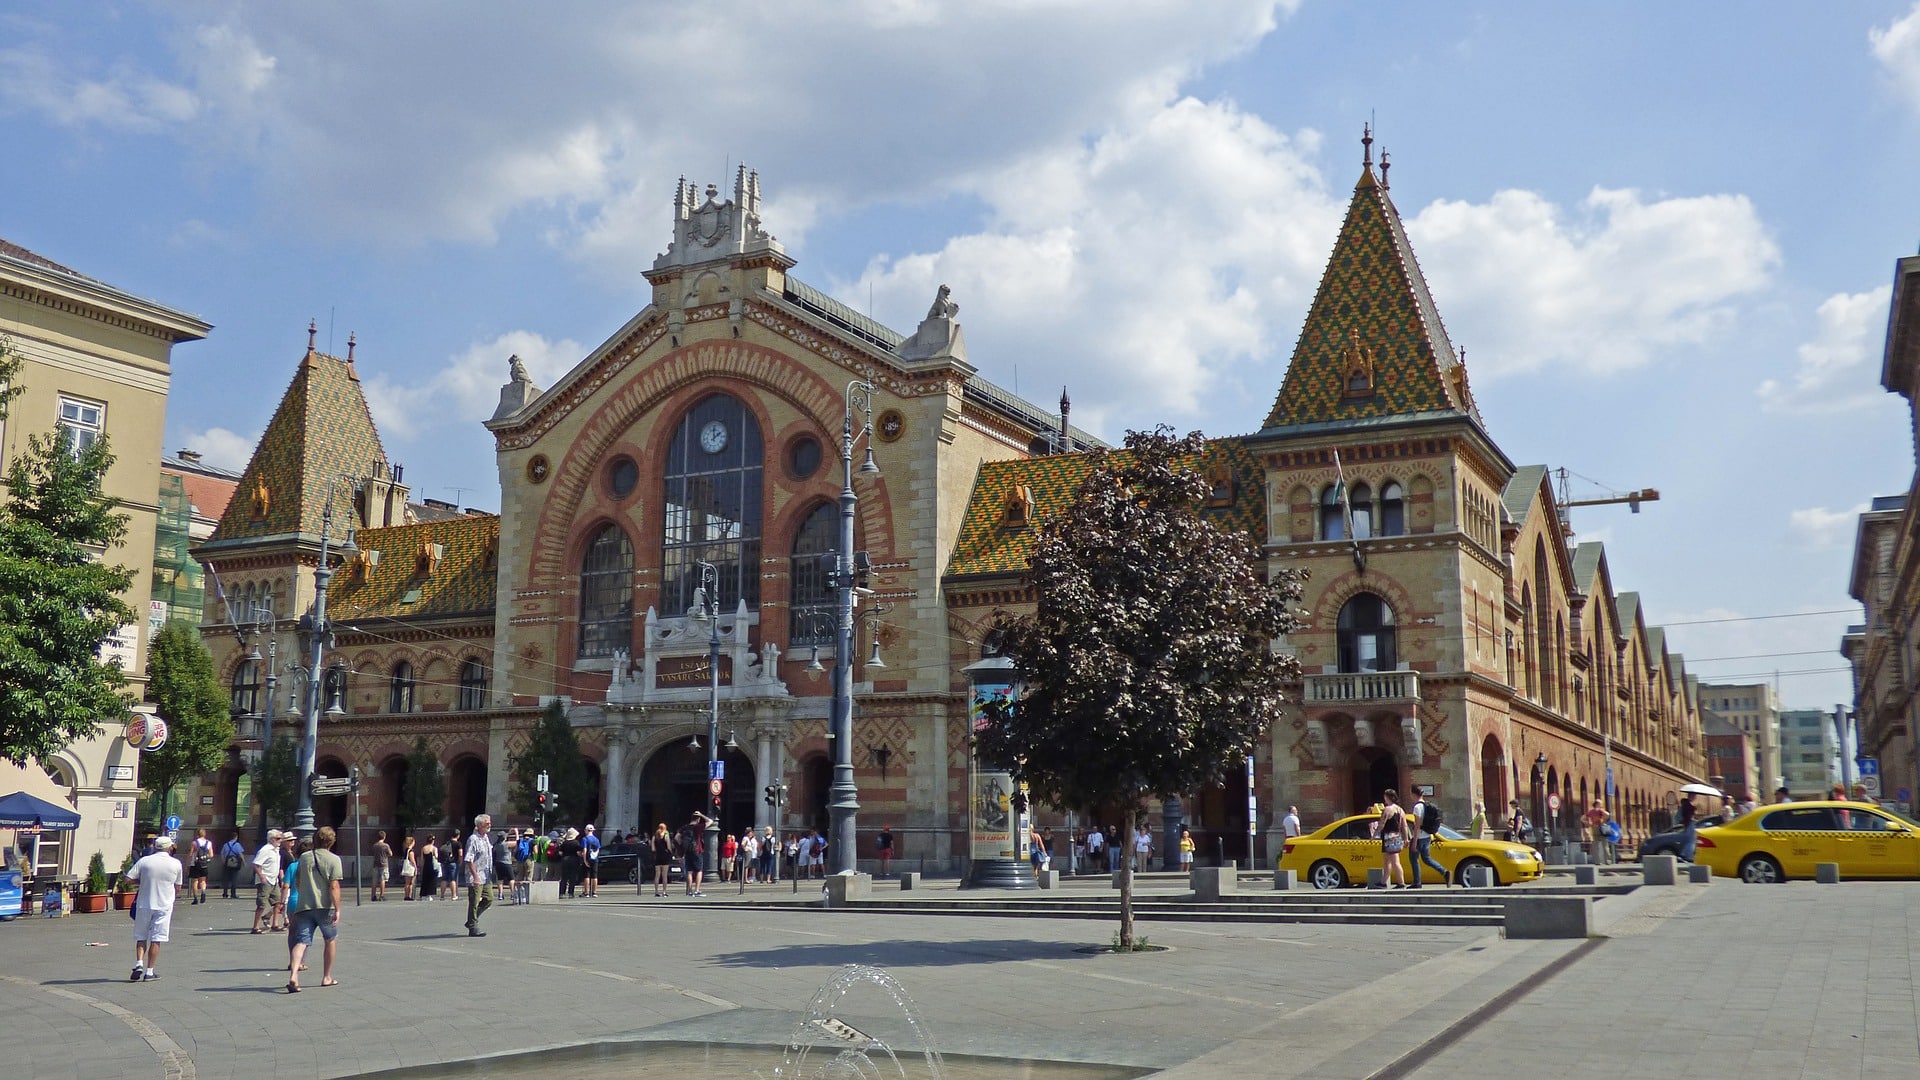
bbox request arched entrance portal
[1479,735,1507,823]
[449,757,488,829]
[636,741,756,840]
[1194,761,1253,866]
[1351,749,1398,814]
[801,755,832,834]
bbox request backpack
[1420,801,1442,833]
[516,837,532,861]
[1602,820,1621,843]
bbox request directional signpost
[309,775,355,798]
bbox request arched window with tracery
[789,503,838,649]
[578,524,634,660]
[1337,593,1396,673]
[458,658,489,711]
[231,659,260,716]
[389,661,415,714]
[1349,483,1373,539]
[1319,485,1345,541]
[662,393,764,615]
[1378,482,1405,536]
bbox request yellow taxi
[1692,800,1920,883]
[1278,810,1545,889]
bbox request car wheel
[1738,854,1784,884]
[1456,857,1498,887]
[1309,860,1348,890]
[627,866,640,885]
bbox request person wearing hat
[125,836,182,982]
[558,828,583,898]
[581,824,601,897]
[250,830,283,934]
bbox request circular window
[787,435,823,480]
[607,456,639,499]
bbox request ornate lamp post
[695,560,722,880]
[232,603,278,847]
[291,482,355,841]
[827,378,880,875]
[1531,752,1550,857]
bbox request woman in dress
[650,823,673,897]
[1376,789,1410,889]
[417,835,439,900]
[400,835,418,900]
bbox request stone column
[755,729,776,831]
[603,725,626,834]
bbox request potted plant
[76,852,111,914]
[113,853,138,910]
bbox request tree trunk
[1119,807,1136,949]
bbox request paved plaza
[1,877,1916,1078]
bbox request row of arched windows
[1319,482,1407,541]
[230,657,488,716]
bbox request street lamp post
[291,482,355,842]
[238,606,279,848]
[696,560,722,881]
[828,378,880,876]
[1532,752,1550,858]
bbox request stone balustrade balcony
[1303,669,1420,705]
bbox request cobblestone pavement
[2,878,1916,1079]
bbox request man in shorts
[187,829,214,904]
[286,826,342,992]
[371,831,392,902]
[250,829,283,934]
[126,836,183,981]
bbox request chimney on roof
[178,449,202,464]
[1058,386,1071,454]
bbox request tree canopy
[0,337,138,767]
[399,735,447,834]
[252,733,299,829]
[510,699,591,825]
[141,621,235,822]
[973,427,1304,945]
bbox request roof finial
[1058,385,1071,454]
[307,319,317,352]
[346,332,357,362]
[1379,149,1390,191]
[1361,122,1373,168]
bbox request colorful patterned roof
[946,438,1266,579]
[206,349,388,545]
[1262,162,1483,433]
[328,514,500,620]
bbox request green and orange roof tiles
[328,515,500,621]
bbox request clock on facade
[699,419,729,454]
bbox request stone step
[649,898,1507,927]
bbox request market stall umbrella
[1678,783,1724,799]
[0,791,82,830]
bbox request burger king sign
[124,714,169,752]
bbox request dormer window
[1341,327,1376,398]
[1003,485,1034,528]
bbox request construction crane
[1555,467,1659,534]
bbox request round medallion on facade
[786,435,823,480]
[607,455,639,499]
[876,409,906,443]
[526,454,551,483]
[700,419,729,454]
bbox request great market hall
[186,140,1709,871]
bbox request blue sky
[5,1,1918,712]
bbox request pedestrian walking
[1677,792,1698,862]
[285,827,342,993]
[441,834,461,900]
[125,835,182,982]
[720,834,737,883]
[277,835,299,934]
[187,829,214,905]
[761,825,779,883]
[400,835,418,900]
[417,835,439,900]
[685,812,713,896]
[582,824,601,897]
[1465,802,1487,840]
[558,828,582,897]
[371,831,392,902]
[1176,827,1194,872]
[1503,800,1531,843]
[874,825,894,878]
[513,830,533,904]
[220,831,246,898]
[464,814,494,937]
[1582,802,1613,865]
[1408,791,1448,887]
[492,829,513,900]
[1084,825,1104,875]
[809,830,827,878]
[1375,789,1410,888]
[649,823,673,896]
[741,829,760,883]
[1281,806,1302,840]
[249,831,281,932]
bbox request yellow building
[0,237,209,876]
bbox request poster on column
[969,682,1018,860]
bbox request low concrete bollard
[1037,870,1061,890]
[1272,868,1298,891]
[824,872,873,907]
[1816,862,1841,884]
[898,872,921,891]
[1686,864,1712,884]
[1574,865,1598,886]
[1190,866,1236,902]
[1641,855,1678,886]
[1366,867,1387,889]
[1463,865,1495,888]
[526,880,560,905]
[1504,895,1592,939]
[1111,871,1128,890]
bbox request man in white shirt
[1133,825,1152,871]
[1084,827,1104,874]
[463,814,494,937]
[126,836,183,982]
[250,830,282,934]
[1282,806,1302,839]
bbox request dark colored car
[595,842,650,884]
[1637,815,1725,860]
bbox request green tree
[510,699,590,825]
[140,621,235,825]
[399,736,447,835]
[251,733,299,829]
[0,343,137,767]
[975,428,1304,948]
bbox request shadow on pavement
[705,939,1092,969]
[194,985,293,994]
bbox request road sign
[309,776,354,797]
[536,771,549,793]
[709,778,723,796]
[1547,793,1561,813]
[164,814,180,832]
[1858,757,1880,777]
[1863,775,1882,798]
[709,759,725,781]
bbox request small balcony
[1303,669,1420,705]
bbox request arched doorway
[636,740,756,840]
[1194,760,1253,866]
[314,758,350,830]
[1478,735,1506,822]
[802,754,832,833]
[1350,748,1398,814]
[582,761,603,828]
[381,756,410,833]
[448,756,488,830]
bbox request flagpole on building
[1333,449,1365,574]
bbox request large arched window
[578,524,634,659]
[662,393,764,615]
[1337,593,1396,673]
[458,658,489,711]
[1349,484,1374,540]
[789,503,839,648]
[1319,485,1345,541]
[389,661,415,714]
[231,659,261,716]
[1378,482,1405,537]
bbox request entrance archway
[314,758,350,830]
[1350,749,1398,814]
[636,741,756,840]
[1194,761,1253,866]
[1478,735,1506,822]
[802,754,832,833]
[449,756,488,829]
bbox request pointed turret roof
[204,333,387,548]
[1261,138,1484,435]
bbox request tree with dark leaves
[974,427,1304,948]
[141,621,235,825]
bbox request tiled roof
[1501,464,1548,523]
[1262,164,1483,433]
[946,439,1266,579]
[328,515,500,620]
[206,350,387,545]
[0,237,88,279]
[1571,541,1605,586]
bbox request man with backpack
[1409,790,1450,888]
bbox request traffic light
[765,785,778,807]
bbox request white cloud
[1872,3,1920,114]
[1757,286,1891,413]
[1405,187,1780,378]
[361,330,583,442]
[0,46,198,131]
[1787,503,1869,550]
[179,427,259,472]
